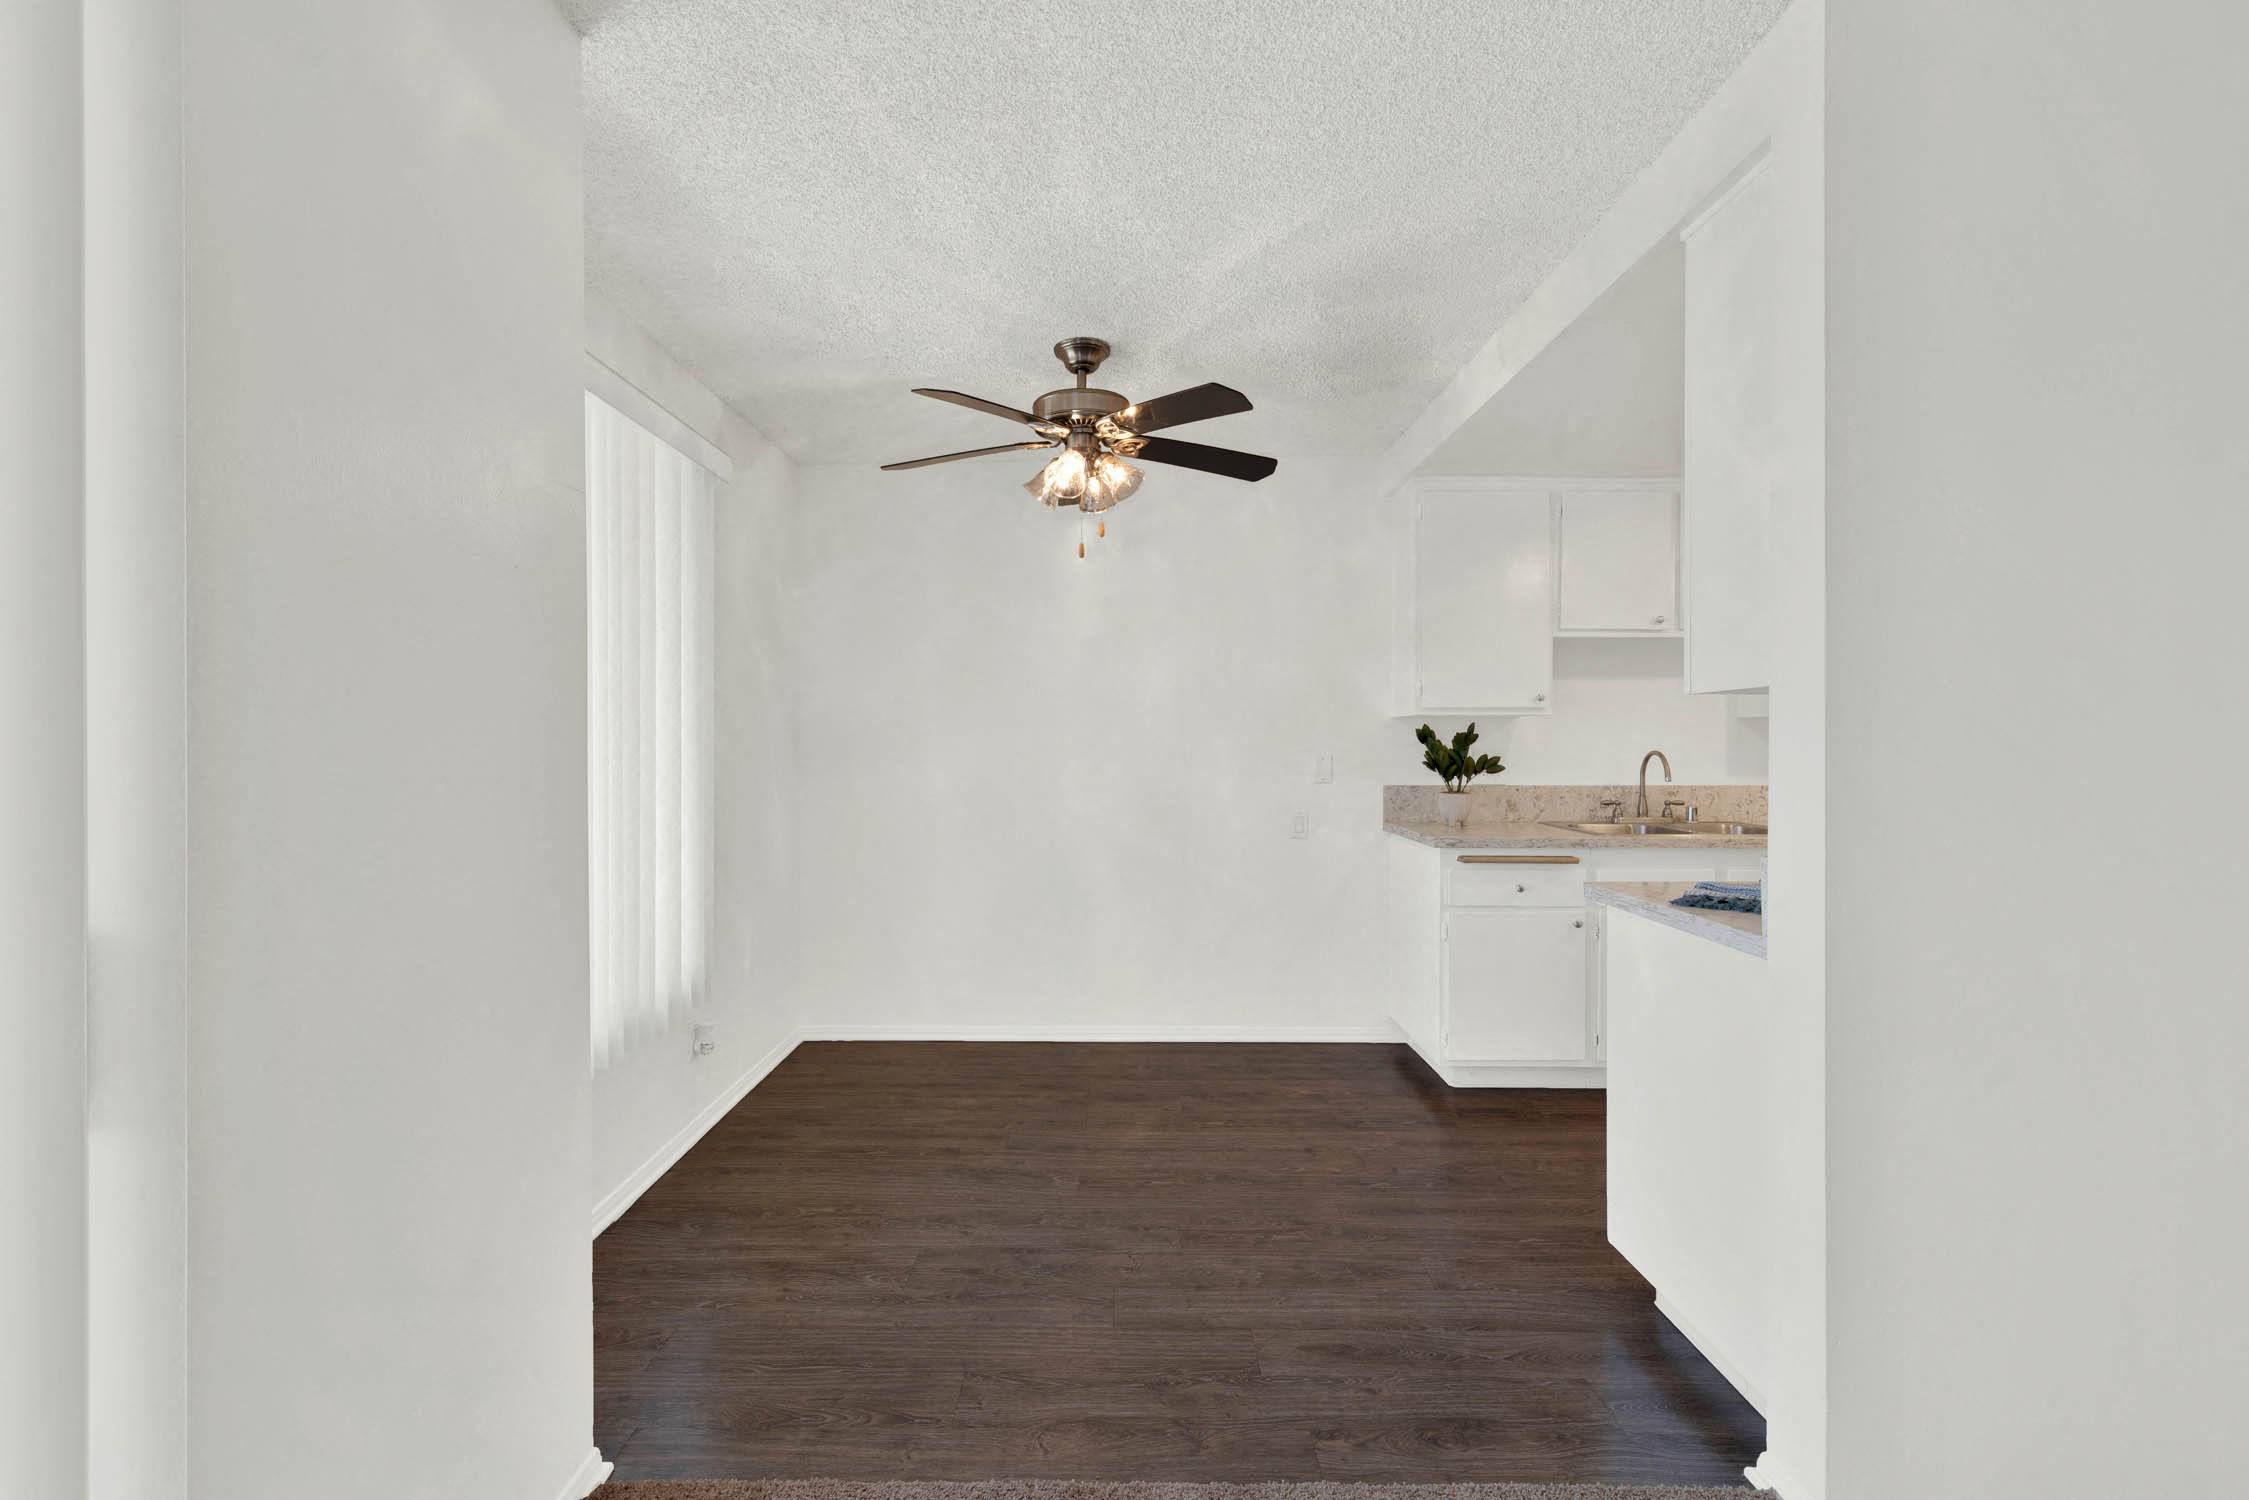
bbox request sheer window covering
[586,392,715,1070]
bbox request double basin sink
[1547,820,1766,837]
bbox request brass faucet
[1635,749,1673,818]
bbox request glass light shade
[1023,448,1091,507]
[1081,455,1142,512]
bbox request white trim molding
[584,353,731,480]
[1744,1450,1809,1499]
[556,1446,613,1500]
[1656,1291,1767,1415]
[592,1031,802,1236]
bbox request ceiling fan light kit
[882,337,1278,557]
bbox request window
[585,393,714,1069]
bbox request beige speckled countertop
[1587,881,1767,958]
[1383,820,1769,851]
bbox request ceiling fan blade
[1127,434,1278,483]
[912,388,1044,427]
[1115,382,1254,434]
[880,440,1057,472]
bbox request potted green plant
[1417,722,1505,826]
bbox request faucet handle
[1662,799,1692,822]
[1597,798,1624,820]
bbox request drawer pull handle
[1455,854,1582,865]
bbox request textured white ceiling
[573,0,1786,465]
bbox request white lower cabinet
[1443,907,1589,1063]
[1386,837,1763,1087]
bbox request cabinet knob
[1654,615,1666,625]
[1533,692,1546,703]
[1573,919,1585,929]
[1516,883,1527,893]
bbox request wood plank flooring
[595,1043,1761,1486]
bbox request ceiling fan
[880,338,1278,538]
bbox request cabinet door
[1442,906,1590,1063]
[1556,488,1680,632]
[1414,488,1554,711]
[1682,161,1776,692]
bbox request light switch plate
[1291,811,1310,840]
[1313,754,1335,784]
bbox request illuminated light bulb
[1050,447,1089,500]
[1025,450,1088,508]
[1087,455,1142,510]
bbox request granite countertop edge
[1382,820,1768,851]
[1586,881,1768,959]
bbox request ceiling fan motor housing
[1033,385,1126,427]
[1039,337,1126,447]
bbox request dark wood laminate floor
[595,1043,1761,1486]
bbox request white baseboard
[592,1030,803,1236]
[1744,1448,1809,1497]
[799,1022,1405,1043]
[1421,1056,1607,1089]
[555,1446,612,1500]
[1393,1021,1607,1089]
[1654,1291,1767,1416]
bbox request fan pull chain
[1077,510,1085,560]
[1098,520,1106,539]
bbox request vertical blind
[586,392,715,1071]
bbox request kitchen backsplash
[1383,782,1769,825]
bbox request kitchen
[1372,63,1816,1491]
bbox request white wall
[1,3,88,1493]
[86,0,187,1494]
[1410,638,1767,786]
[1420,240,1685,480]
[792,446,1403,1036]
[709,407,802,1088]
[181,3,594,1498]
[1747,12,1828,1498]
[587,300,803,1226]
[1825,4,2246,1497]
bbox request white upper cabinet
[1407,482,1554,714]
[1681,159,1777,694]
[1555,486,1680,634]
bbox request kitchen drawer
[1445,854,1586,908]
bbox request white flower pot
[1436,791,1470,826]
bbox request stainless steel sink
[1705,822,1767,836]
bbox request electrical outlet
[691,1023,717,1059]
[1291,811,1310,840]
[1313,754,1335,784]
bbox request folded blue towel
[1671,880,1762,914]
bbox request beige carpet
[593,1482,1765,1500]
